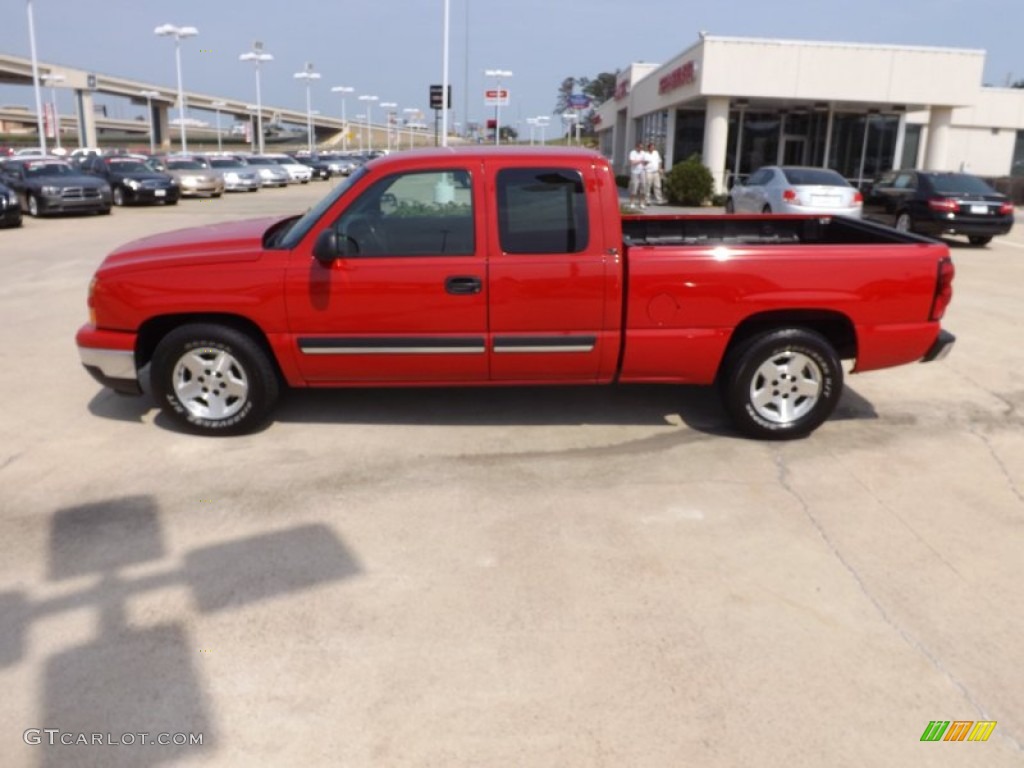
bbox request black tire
[894,211,912,233]
[27,194,41,217]
[97,207,112,216]
[724,198,735,214]
[150,323,280,436]
[761,204,772,214]
[720,328,842,440]
[968,235,992,247]
[112,187,126,207]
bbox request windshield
[246,157,273,166]
[25,162,74,177]
[168,160,204,170]
[271,157,295,166]
[210,159,244,169]
[275,166,367,249]
[107,160,150,173]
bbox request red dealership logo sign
[659,61,697,95]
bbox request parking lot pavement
[1,188,1022,766]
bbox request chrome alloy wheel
[171,347,250,421]
[748,350,823,425]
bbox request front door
[285,165,488,383]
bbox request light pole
[484,69,512,146]
[404,108,418,149]
[41,72,65,152]
[359,95,378,152]
[331,86,354,151]
[140,89,161,154]
[380,102,397,151]
[154,23,198,153]
[26,0,47,154]
[441,0,450,147]
[293,62,320,154]
[239,42,273,155]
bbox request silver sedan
[727,166,863,217]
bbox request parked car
[0,178,22,227]
[261,153,313,184]
[80,154,179,207]
[237,156,290,187]
[726,166,863,217]
[862,170,1015,246]
[291,154,333,181]
[153,158,225,198]
[206,156,261,192]
[0,157,111,217]
[321,152,363,177]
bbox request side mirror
[313,228,346,262]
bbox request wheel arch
[136,313,284,382]
[717,309,856,381]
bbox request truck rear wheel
[151,323,279,436]
[720,328,842,439]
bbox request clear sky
[1,0,1021,132]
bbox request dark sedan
[293,154,333,181]
[80,155,180,207]
[0,158,112,217]
[0,179,22,227]
[863,170,1014,246]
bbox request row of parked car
[724,165,1015,247]
[0,149,374,227]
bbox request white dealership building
[594,35,1024,193]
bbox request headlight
[126,179,141,190]
[182,176,197,185]
[169,178,180,186]
[6,190,16,205]
[40,185,60,195]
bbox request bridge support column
[74,88,97,148]
[154,104,170,150]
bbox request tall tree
[553,76,577,115]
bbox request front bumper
[38,193,111,214]
[126,186,180,205]
[77,326,141,395]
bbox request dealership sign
[484,89,510,106]
[659,60,698,95]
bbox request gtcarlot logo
[23,729,204,747]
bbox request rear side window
[497,168,589,254]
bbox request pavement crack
[969,426,1024,507]
[772,450,1022,750]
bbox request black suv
[80,155,180,206]
[0,158,112,217]
[863,170,1014,246]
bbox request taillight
[782,189,797,202]
[927,197,959,213]
[999,201,1014,215]
[853,191,863,205]
[929,257,955,321]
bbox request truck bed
[622,214,935,247]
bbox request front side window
[331,169,474,256]
[497,168,589,254]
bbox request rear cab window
[496,168,589,254]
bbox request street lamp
[379,102,397,151]
[331,86,354,151]
[403,108,418,149]
[211,100,226,152]
[484,68,512,146]
[359,94,378,152]
[239,42,273,155]
[41,72,65,152]
[140,89,161,154]
[25,0,47,154]
[293,62,320,154]
[154,23,199,153]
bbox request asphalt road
[1,182,1022,767]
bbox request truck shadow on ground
[0,495,361,768]
[88,381,880,437]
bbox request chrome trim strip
[301,346,485,355]
[493,344,595,354]
[78,348,137,380]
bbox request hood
[98,216,286,273]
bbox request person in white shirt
[645,142,665,204]
[628,141,648,208]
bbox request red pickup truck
[76,147,955,439]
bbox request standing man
[645,142,665,205]
[628,141,648,209]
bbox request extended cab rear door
[284,162,487,383]
[486,160,621,381]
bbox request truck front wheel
[151,323,279,436]
[720,328,842,440]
